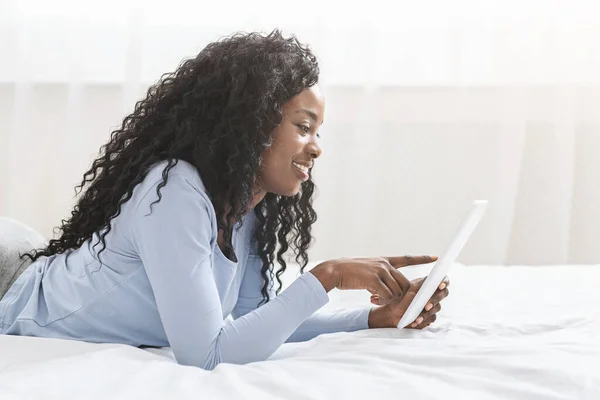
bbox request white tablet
[397,200,488,329]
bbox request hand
[368,277,450,329]
[309,255,437,303]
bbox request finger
[407,277,426,297]
[389,285,420,324]
[409,311,438,329]
[412,304,441,327]
[389,268,411,294]
[370,294,381,305]
[424,287,450,311]
[438,276,450,290]
[408,315,425,329]
[415,313,437,329]
[370,278,394,302]
[379,271,403,299]
[386,255,438,268]
[412,277,426,290]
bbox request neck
[250,185,267,210]
[222,185,266,224]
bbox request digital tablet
[397,200,488,329]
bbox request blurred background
[1,0,599,265]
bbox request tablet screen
[397,200,488,329]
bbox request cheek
[262,132,291,171]
[258,151,300,195]
[261,150,289,180]
[257,127,303,191]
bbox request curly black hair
[25,29,320,305]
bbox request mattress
[0,263,599,399]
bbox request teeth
[292,162,309,173]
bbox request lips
[292,161,310,174]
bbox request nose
[307,139,322,160]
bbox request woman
[0,30,449,370]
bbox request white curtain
[1,0,599,265]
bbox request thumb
[388,287,419,323]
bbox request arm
[130,174,330,370]
[232,250,373,343]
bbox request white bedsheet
[1,264,599,399]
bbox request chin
[280,187,302,197]
[272,183,302,197]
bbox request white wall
[2,0,600,265]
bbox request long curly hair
[25,29,320,304]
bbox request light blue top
[0,160,370,370]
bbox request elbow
[172,336,228,371]
[176,352,220,371]
[172,326,260,370]
[201,360,219,371]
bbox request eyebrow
[296,109,320,123]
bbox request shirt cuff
[356,306,372,330]
[299,271,330,306]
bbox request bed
[1,262,599,399]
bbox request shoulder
[132,160,210,202]
[128,159,215,218]
[142,159,206,192]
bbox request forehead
[283,85,325,121]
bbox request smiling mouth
[292,162,310,174]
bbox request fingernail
[425,303,433,311]
[416,316,424,325]
[439,283,446,290]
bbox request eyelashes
[297,124,320,138]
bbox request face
[257,85,325,198]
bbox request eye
[316,132,321,138]
[297,124,310,135]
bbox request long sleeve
[232,250,373,343]
[130,174,329,370]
